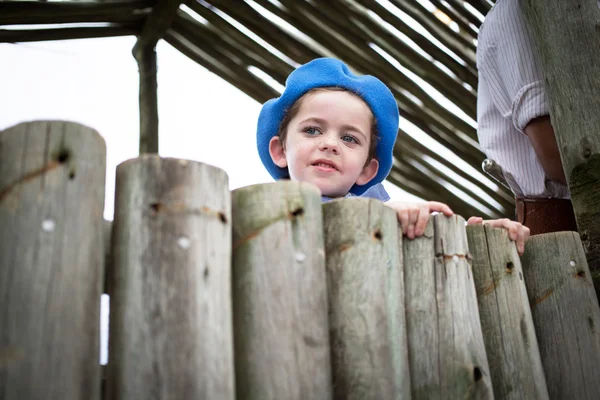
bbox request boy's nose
[319,136,340,154]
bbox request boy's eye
[304,126,321,135]
[341,135,359,144]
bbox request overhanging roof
[1,0,512,219]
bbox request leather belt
[515,197,578,236]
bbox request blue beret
[256,57,399,195]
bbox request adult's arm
[524,116,567,185]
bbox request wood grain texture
[323,198,411,400]
[231,181,332,400]
[137,45,158,154]
[520,232,600,399]
[467,224,548,400]
[106,156,234,399]
[522,0,600,298]
[404,214,493,399]
[0,121,106,400]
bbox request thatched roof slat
[184,1,294,79]
[469,0,493,16]
[332,0,477,119]
[397,133,514,207]
[170,20,279,102]
[174,12,289,87]
[429,0,479,39]
[398,109,482,167]
[389,0,477,60]
[207,0,320,64]
[399,151,505,216]
[445,0,485,29]
[133,0,183,59]
[0,24,139,43]
[258,0,479,144]
[357,0,477,89]
[387,169,449,207]
[164,29,277,103]
[392,160,484,218]
[0,1,151,25]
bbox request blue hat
[256,57,399,195]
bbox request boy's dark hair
[277,87,379,166]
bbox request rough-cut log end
[404,214,493,399]
[107,156,234,399]
[520,231,600,399]
[323,198,411,400]
[466,224,548,399]
[231,181,332,400]
[0,120,106,400]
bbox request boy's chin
[317,187,350,199]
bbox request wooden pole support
[520,232,600,399]
[0,121,106,400]
[137,45,158,154]
[323,198,411,400]
[404,214,493,399]
[467,224,548,399]
[231,181,332,400]
[106,156,234,399]
[522,0,600,297]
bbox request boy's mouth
[311,159,339,172]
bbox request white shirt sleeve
[476,0,569,199]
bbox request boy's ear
[356,158,379,186]
[269,136,288,168]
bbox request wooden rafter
[132,0,185,60]
[0,1,151,25]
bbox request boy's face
[269,90,379,198]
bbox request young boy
[257,58,529,254]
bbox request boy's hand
[386,201,454,239]
[467,217,531,255]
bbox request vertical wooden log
[404,214,493,399]
[231,181,332,400]
[103,219,112,294]
[106,156,234,399]
[323,198,411,400]
[0,121,106,400]
[137,45,158,154]
[520,232,600,399]
[466,225,549,399]
[522,0,600,297]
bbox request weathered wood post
[467,225,548,399]
[231,181,332,400]
[323,198,411,400]
[404,214,493,399]
[522,0,600,297]
[520,232,600,399]
[106,156,234,399]
[0,121,106,400]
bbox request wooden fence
[1,121,600,400]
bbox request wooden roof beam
[0,1,151,25]
[132,0,184,61]
[0,25,138,43]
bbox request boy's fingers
[396,208,410,235]
[414,206,430,236]
[427,201,454,216]
[516,225,531,255]
[467,216,483,225]
[516,228,526,255]
[406,207,419,239]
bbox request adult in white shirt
[476,0,577,235]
